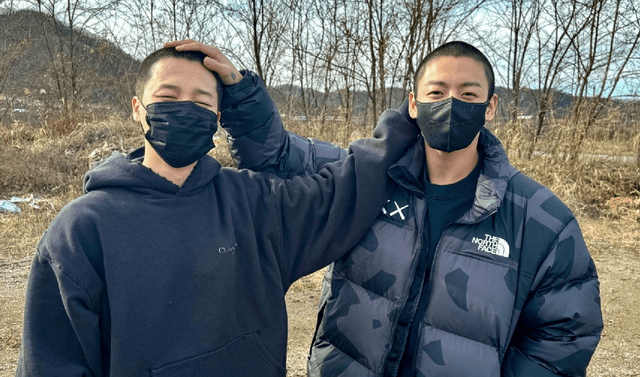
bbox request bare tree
[506,0,541,123]
[32,0,121,115]
[0,38,29,123]
[361,0,485,122]
[4,0,637,135]
[521,0,593,158]
[218,0,291,88]
[566,0,640,161]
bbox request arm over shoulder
[269,109,418,285]
[220,70,346,177]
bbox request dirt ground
[1,214,639,376]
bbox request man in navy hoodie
[15,41,418,376]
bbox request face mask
[141,100,218,168]
[415,96,490,152]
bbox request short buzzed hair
[135,47,223,107]
[413,41,495,101]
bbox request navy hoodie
[15,108,419,376]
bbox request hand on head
[164,40,243,86]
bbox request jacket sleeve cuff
[502,348,561,377]
[220,70,258,110]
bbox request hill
[0,8,139,118]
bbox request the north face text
[472,234,510,258]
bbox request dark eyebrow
[195,89,214,97]
[156,85,214,98]
[461,81,483,88]
[158,84,179,90]
[423,81,483,89]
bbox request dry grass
[0,115,140,194]
[3,108,636,212]
[284,118,372,150]
[491,116,640,219]
[1,109,639,375]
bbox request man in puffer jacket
[222,41,603,376]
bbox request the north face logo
[472,234,510,258]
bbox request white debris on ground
[0,201,20,213]
[0,195,56,213]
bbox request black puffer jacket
[223,71,603,377]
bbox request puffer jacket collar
[388,127,519,223]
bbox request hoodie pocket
[150,332,285,377]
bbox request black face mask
[141,101,218,168]
[415,97,490,152]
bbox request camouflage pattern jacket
[222,71,603,377]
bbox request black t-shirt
[397,155,482,375]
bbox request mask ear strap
[136,97,148,111]
[135,97,148,134]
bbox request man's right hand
[164,39,243,86]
